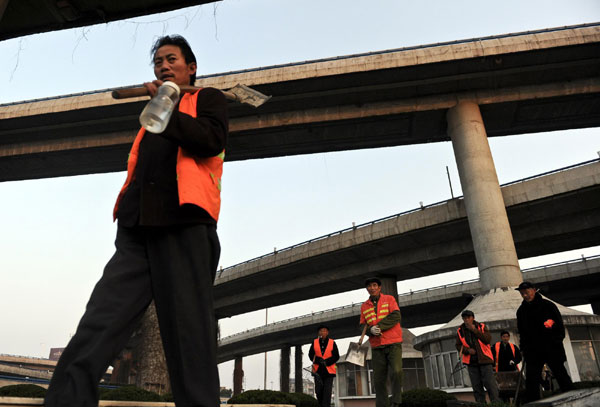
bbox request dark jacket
[516,292,566,360]
[455,321,494,365]
[308,337,340,377]
[116,88,228,227]
[492,342,522,371]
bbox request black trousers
[314,374,334,407]
[44,224,221,407]
[524,350,574,402]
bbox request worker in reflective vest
[492,330,522,372]
[360,277,403,407]
[455,310,500,404]
[44,35,228,407]
[308,325,339,407]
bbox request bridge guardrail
[217,159,600,278]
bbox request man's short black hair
[317,325,329,332]
[150,35,197,85]
[461,310,475,318]
[501,330,510,336]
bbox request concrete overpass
[217,254,600,363]
[214,159,600,318]
[1,23,599,182]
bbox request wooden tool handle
[111,87,150,99]
[358,324,368,346]
[111,85,202,99]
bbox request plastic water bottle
[139,81,181,133]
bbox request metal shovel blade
[345,342,368,366]
[224,84,271,108]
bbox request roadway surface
[1,24,599,181]
[216,255,600,362]
[213,160,600,318]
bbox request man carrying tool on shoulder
[44,35,228,407]
[360,277,403,407]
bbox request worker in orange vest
[360,277,403,407]
[309,325,339,407]
[455,310,500,404]
[44,35,228,407]
[492,330,522,372]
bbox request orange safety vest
[313,338,337,375]
[113,90,225,222]
[360,294,403,347]
[456,323,494,365]
[494,342,519,372]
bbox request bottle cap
[161,81,180,96]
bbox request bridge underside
[1,35,599,181]
[0,1,217,41]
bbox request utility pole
[264,308,268,390]
[446,165,455,198]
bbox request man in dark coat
[516,282,574,402]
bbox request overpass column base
[280,345,291,392]
[447,101,522,291]
[233,356,244,395]
[294,345,303,393]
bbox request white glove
[370,325,381,336]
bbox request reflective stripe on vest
[494,342,519,372]
[113,90,224,222]
[457,323,493,364]
[360,294,403,347]
[313,338,337,375]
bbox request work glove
[370,325,381,336]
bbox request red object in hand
[544,319,555,328]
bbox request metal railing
[218,158,600,277]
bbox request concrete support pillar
[233,356,244,396]
[447,101,522,291]
[378,275,398,300]
[294,345,303,393]
[280,345,291,392]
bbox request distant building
[48,348,65,361]
[335,330,425,407]
[290,376,315,395]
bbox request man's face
[501,333,510,344]
[366,282,381,297]
[519,288,536,303]
[318,328,329,339]
[462,316,474,325]
[153,45,197,87]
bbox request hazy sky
[1,0,599,391]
